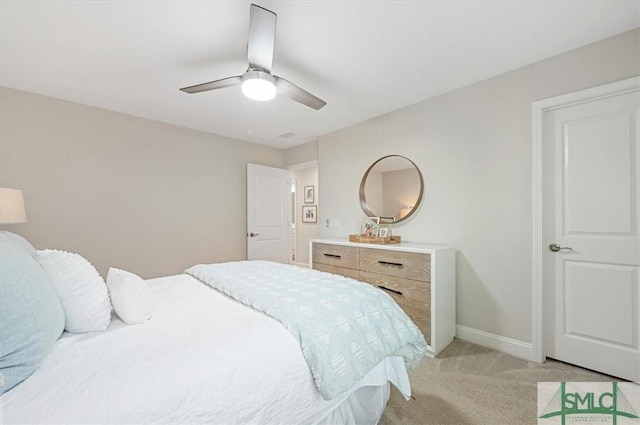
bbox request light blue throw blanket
[185,260,427,400]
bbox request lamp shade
[0,188,27,224]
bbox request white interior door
[544,82,639,381]
[247,163,291,263]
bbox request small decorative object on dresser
[302,205,317,223]
[351,217,400,244]
[304,185,314,203]
[360,217,379,237]
[310,238,455,357]
[378,225,391,238]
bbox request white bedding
[1,274,411,424]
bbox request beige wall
[318,28,640,344]
[0,87,284,278]
[291,165,318,265]
[286,141,319,265]
[284,140,318,166]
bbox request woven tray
[348,234,401,244]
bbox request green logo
[539,382,639,425]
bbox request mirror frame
[359,155,424,224]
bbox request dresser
[310,238,455,356]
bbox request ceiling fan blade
[180,76,243,94]
[247,4,276,72]
[274,75,327,110]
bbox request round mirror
[359,155,424,223]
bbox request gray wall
[0,87,284,278]
[317,28,640,344]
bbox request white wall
[0,87,285,278]
[318,28,640,347]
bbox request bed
[0,231,426,424]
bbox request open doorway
[288,161,318,267]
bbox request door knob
[249,232,260,237]
[549,243,573,252]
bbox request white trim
[532,99,545,363]
[455,325,534,361]
[531,76,640,364]
[291,261,310,268]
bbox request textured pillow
[0,231,36,257]
[36,250,111,333]
[0,237,65,394]
[106,268,153,325]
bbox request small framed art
[304,185,314,203]
[378,225,391,238]
[302,205,317,223]
[360,217,380,237]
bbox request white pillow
[106,268,152,325]
[36,249,111,333]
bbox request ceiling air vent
[279,132,296,139]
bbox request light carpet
[379,339,620,425]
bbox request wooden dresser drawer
[411,318,431,344]
[360,248,430,282]
[312,243,359,270]
[359,270,431,343]
[310,239,455,357]
[313,263,360,280]
[359,271,430,310]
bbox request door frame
[287,160,319,268]
[531,76,640,363]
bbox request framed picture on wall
[304,185,314,203]
[302,205,317,223]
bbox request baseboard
[455,325,536,362]
[291,261,310,268]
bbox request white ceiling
[1,1,638,149]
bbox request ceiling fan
[180,4,326,110]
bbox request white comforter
[187,261,426,400]
[1,274,410,424]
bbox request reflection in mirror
[359,155,424,223]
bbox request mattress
[1,273,411,424]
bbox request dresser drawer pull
[378,285,403,296]
[377,260,403,267]
[324,253,342,259]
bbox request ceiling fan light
[242,77,276,101]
